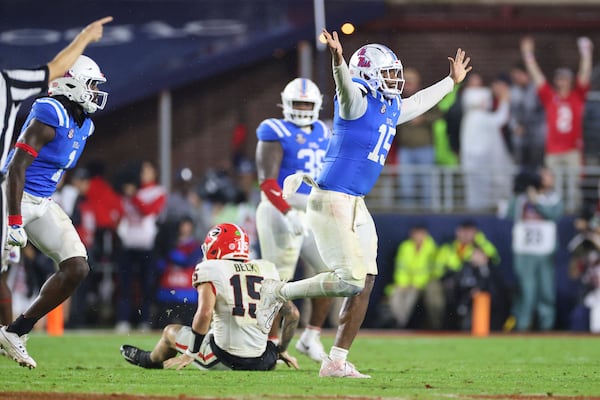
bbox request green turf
[0,331,598,399]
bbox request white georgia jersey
[192,258,280,358]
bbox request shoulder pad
[32,97,70,128]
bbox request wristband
[8,215,22,226]
[189,329,205,354]
[260,178,291,214]
[15,142,38,158]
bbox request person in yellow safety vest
[433,220,500,330]
[387,224,443,329]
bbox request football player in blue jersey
[257,29,472,378]
[255,78,332,363]
[0,55,108,369]
[0,15,112,341]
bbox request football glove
[7,224,27,247]
[284,209,304,236]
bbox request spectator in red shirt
[115,161,167,333]
[85,160,124,263]
[520,36,593,209]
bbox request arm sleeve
[192,260,220,290]
[398,77,454,124]
[537,82,554,106]
[332,62,368,120]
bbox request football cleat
[120,344,144,367]
[120,344,162,369]
[319,357,371,378]
[0,326,36,369]
[256,279,285,334]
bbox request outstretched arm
[520,36,546,87]
[322,28,366,120]
[577,37,593,86]
[398,48,471,124]
[47,16,113,81]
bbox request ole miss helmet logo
[357,48,371,68]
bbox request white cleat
[256,279,284,334]
[319,357,370,378]
[0,326,36,369]
[295,336,327,362]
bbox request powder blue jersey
[17,97,94,197]
[256,118,330,195]
[317,79,401,196]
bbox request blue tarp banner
[0,0,384,111]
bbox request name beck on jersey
[234,263,258,273]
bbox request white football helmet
[349,44,405,99]
[281,78,323,126]
[62,55,108,113]
[48,77,93,109]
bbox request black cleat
[120,344,146,367]
[120,345,162,369]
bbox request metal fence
[366,164,600,215]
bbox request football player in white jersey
[0,55,109,369]
[120,223,300,371]
[258,29,472,378]
[255,77,332,362]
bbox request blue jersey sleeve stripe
[36,98,69,128]
[264,119,289,138]
[270,119,293,137]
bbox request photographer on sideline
[502,167,563,331]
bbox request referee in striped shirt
[0,16,113,332]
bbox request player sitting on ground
[120,223,299,371]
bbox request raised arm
[577,36,594,86]
[398,48,471,124]
[322,28,367,120]
[520,36,546,88]
[47,16,113,81]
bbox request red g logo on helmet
[202,223,250,261]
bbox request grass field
[0,330,599,400]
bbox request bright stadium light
[341,23,355,35]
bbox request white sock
[300,325,320,344]
[329,346,348,362]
